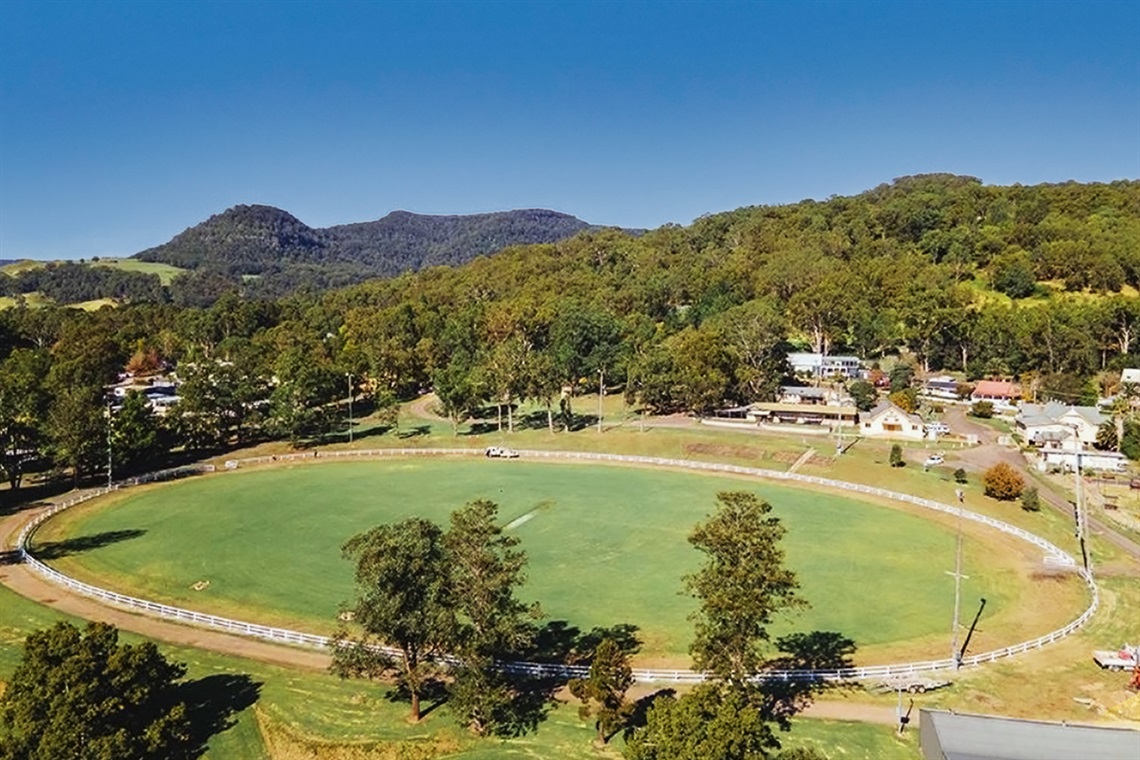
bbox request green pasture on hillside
[34,458,1012,659]
[91,257,185,284]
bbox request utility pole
[347,373,354,444]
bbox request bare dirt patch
[682,442,766,460]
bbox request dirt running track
[0,493,902,728]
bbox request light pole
[948,487,967,664]
[105,401,113,490]
[346,373,354,445]
[1071,423,1088,571]
[597,367,604,434]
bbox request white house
[859,400,925,440]
[922,374,961,400]
[1036,448,1127,473]
[787,352,864,380]
[1016,402,1104,448]
[778,386,833,405]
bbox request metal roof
[920,709,1140,760]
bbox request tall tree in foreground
[625,491,853,760]
[331,518,454,722]
[0,622,191,760]
[445,499,540,736]
[568,637,634,745]
[686,491,805,686]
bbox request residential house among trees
[1016,402,1104,448]
[1016,402,1127,472]
[787,352,865,380]
[970,380,1020,410]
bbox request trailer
[1092,645,1138,671]
[875,675,952,694]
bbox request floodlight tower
[346,373,354,444]
[1071,423,1089,572]
[105,401,113,490]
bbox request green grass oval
[38,459,1007,657]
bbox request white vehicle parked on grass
[924,454,945,467]
[485,446,520,459]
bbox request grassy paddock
[0,584,919,759]
[34,457,1070,665]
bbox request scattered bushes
[983,462,1024,500]
[1020,486,1040,512]
[953,468,968,484]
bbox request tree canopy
[0,622,191,760]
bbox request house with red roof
[970,380,1020,409]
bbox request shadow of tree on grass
[174,673,262,757]
[32,529,147,559]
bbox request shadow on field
[32,528,147,559]
[174,673,262,757]
[760,630,859,728]
[528,620,642,665]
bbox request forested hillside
[1,175,1138,492]
[129,205,610,297]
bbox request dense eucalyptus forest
[2,175,1138,491]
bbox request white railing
[15,450,1099,684]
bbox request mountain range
[133,205,632,280]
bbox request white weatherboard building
[1017,401,1127,472]
[1016,402,1104,447]
[787,352,864,379]
[859,400,925,440]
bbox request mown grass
[0,583,919,759]
[34,458,1023,663]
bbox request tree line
[2,176,1139,493]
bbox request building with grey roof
[919,709,1139,760]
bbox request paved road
[943,406,1140,563]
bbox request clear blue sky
[1,0,1138,260]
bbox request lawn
[35,458,1023,664]
[0,583,920,759]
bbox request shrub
[1020,486,1040,512]
[983,462,1024,500]
[953,468,967,484]
[970,401,994,418]
[889,443,904,468]
[889,388,919,413]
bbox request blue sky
[1,0,1138,260]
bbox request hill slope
[133,205,614,278]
